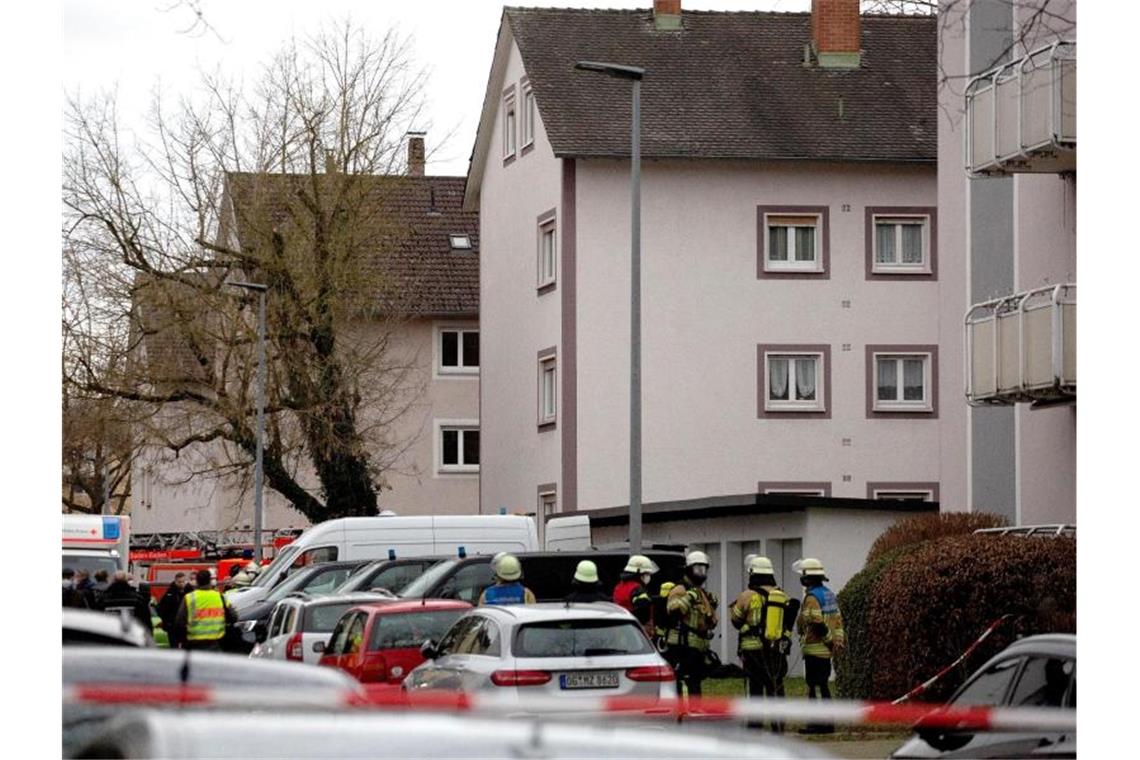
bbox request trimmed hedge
[865,511,1009,565]
[868,534,1075,702]
[834,545,919,699]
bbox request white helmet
[573,560,599,584]
[748,556,775,576]
[624,555,659,575]
[685,551,710,568]
[793,558,828,578]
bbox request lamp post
[229,280,268,563]
[574,61,645,553]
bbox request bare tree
[62,391,135,515]
[64,21,434,523]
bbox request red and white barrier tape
[892,614,1013,705]
[64,684,1075,733]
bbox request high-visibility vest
[184,589,227,641]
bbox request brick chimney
[406,132,426,177]
[654,0,682,31]
[811,0,861,69]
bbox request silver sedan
[403,602,676,705]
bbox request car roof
[350,599,472,617]
[291,592,396,609]
[474,602,633,623]
[75,709,830,759]
[63,646,360,690]
[994,633,1076,659]
[63,609,149,646]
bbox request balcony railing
[965,40,1075,176]
[965,284,1075,406]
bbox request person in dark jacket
[74,570,99,609]
[63,568,89,609]
[97,571,153,633]
[92,569,111,599]
[156,573,189,647]
[564,560,609,603]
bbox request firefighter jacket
[665,581,718,651]
[796,584,846,658]
[730,585,788,652]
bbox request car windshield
[63,554,120,577]
[252,545,299,588]
[368,609,467,651]
[399,560,457,598]
[304,603,358,633]
[514,620,654,658]
[266,565,358,604]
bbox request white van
[228,515,537,610]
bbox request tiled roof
[225,173,479,316]
[504,7,936,162]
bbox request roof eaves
[463,11,516,212]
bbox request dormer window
[449,234,472,251]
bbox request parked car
[319,599,471,685]
[71,709,834,759]
[232,560,373,649]
[397,550,685,605]
[63,646,360,756]
[891,634,1076,759]
[404,603,676,705]
[334,557,445,596]
[250,593,395,665]
[226,515,539,610]
[63,609,151,648]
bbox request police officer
[794,558,846,734]
[175,569,237,651]
[477,554,536,606]
[730,556,796,733]
[665,551,719,700]
[613,555,657,636]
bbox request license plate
[560,671,619,690]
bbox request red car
[318,599,471,685]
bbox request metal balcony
[965,284,1075,406]
[965,40,1075,176]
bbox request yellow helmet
[659,581,676,598]
[573,560,599,584]
[496,554,522,582]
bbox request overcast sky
[63,0,808,177]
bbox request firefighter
[794,558,846,734]
[565,560,609,603]
[730,556,797,733]
[613,555,658,636]
[477,554,536,606]
[665,551,719,700]
[174,569,237,651]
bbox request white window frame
[873,353,933,412]
[436,325,479,377]
[871,214,931,273]
[872,489,935,502]
[502,94,517,159]
[763,213,822,272]
[538,356,557,425]
[522,84,536,148]
[764,352,824,412]
[436,420,480,475]
[538,219,556,288]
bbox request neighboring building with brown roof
[132,137,484,535]
[469,0,959,666]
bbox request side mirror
[917,728,972,753]
[254,622,268,643]
[420,639,438,660]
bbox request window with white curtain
[873,216,929,272]
[766,354,822,411]
[874,354,931,410]
[522,84,536,147]
[764,214,821,271]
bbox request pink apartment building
[466,1,961,662]
[132,137,483,536]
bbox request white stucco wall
[478,39,564,518]
[573,158,947,510]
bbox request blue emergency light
[388,549,396,560]
[102,517,120,540]
[457,546,467,558]
[499,507,506,515]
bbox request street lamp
[229,280,268,563]
[574,60,646,553]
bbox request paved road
[814,737,907,759]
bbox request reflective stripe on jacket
[665,583,717,650]
[478,582,536,606]
[796,584,845,658]
[184,589,226,641]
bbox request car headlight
[237,620,258,633]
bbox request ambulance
[63,514,131,575]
